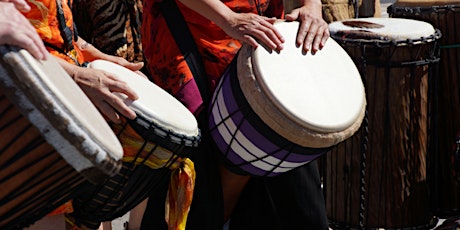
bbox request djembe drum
[388,0,460,217]
[208,20,366,177]
[326,18,441,229]
[0,46,123,229]
[68,60,201,229]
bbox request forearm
[177,0,235,29]
[74,36,108,62]
[55,56,80,78]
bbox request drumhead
[0,46,123,179]
[328,17,436,42]
[392,0,460,7]
[250,21,365,133]
[88,60,199,139]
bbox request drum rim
[329,18,442,46]
[237,44,366,148]
[0,46,122,181]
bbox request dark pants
[141,114,328,230]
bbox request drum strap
[159,0,210,104]
[55,0,77,52]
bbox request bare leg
[25,214,66,230]
[126,199,148,230]
[219,164,251,222]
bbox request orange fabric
[23,0,84,64]
[47,200,73,216]
[142,0,284,98]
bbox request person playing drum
[0,0,47,60]
[141,0,330,229]
[15,0,144,227]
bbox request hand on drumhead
[75,68,138,123]
[285,1,329,54]
[58,59,138,123]
[101,54,147,79]
[0,2,48,60]
[221,12,285,51]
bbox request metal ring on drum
[209,20,366,177]
[0,46,123,229]
[326,17,441,229]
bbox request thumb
[284,9,299,21]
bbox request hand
[60,59,139,123]
[1,0,30,12]
[221,12,285,51]
[76,39,146,78]
[101,54,146,78]
[285,1,329,54]
[0,2,48,60]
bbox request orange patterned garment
[141,0,284,115]
[23,0,84,64]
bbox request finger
[284,9,299,21]
[103,93,137,120]
[110,56,144,72]
[250,26,281,50]
[303,23,319,53]
[92,99,122,123]
[10,0,30,12]
[135,70,148,79]
[312,26,329,53]
[6,32,44,60]
[105,75,139,100]
[296,20,311,48]
[259,19,285,47]
[242,34,260,48]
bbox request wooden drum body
[326,18,440,229]
[209,21,366,177]
[0,46,123,229]
[389,0,460,217]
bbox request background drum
[68,60,201,229]
[388,0,460,218]
[0,46,123,229]
[326,18,440,229]
[208,21,366,177]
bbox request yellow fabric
[112,119,196,230]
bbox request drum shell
[325,30,440,228]
[0,47,122,229]
[69,115,201,228]
[208,61,330,177]
[0,96,87,229]
[389,1,460,217]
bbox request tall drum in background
[326,18,440,229]
[0,46,123,229]
[389,0,460,217]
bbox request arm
[56,57,138,123]
[0,1,48,60]
[285,0,329,54]
[75,36,144,72]
[177,0,285,50]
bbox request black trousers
[141,114,329,230]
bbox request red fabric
[142,0,284,114]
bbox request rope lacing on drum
[388,4,460,16]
